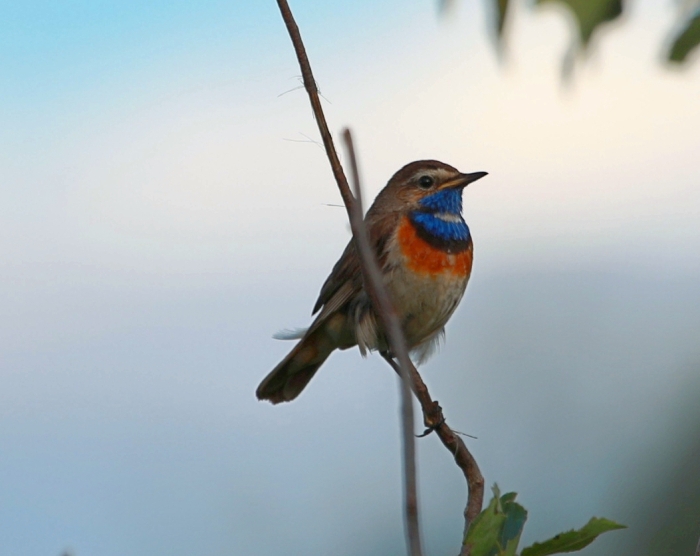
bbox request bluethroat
[256,160,487,404]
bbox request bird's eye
[418,175,435,189]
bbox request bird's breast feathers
[395,215,473,278]
[380,215,472,348]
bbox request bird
[256,160,487,404]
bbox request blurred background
[1,1,699,555]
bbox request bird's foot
[416,401,445,437]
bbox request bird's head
[370,160,487,216]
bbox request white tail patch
[273,327,308,340]
[354,307,379,357]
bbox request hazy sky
[1,1,699,555]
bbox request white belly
[387,262,468,348]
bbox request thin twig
[343,129,423,556]
[275,0,354,212]
[381,353,484,556]
[275,2,422,555]
[274,1,484,555]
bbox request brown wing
[311,211,400,322]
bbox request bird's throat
[408,211,471,253]
[408,188,471,252]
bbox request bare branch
[274,1,484,554]
[276,2,422,554]
[275,0,354,213]
[381,353,484,556]
[343,129,423,556]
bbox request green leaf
[521,517,627,556]
[669,9,700,63]
[536,0,623,46]
[464,486,528,556]
[499,492,528,556]
[464,485,507,556]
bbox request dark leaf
[536,0,623,46]
[499,492,528,556]
[495,0,510,37]
[669,9,700,63]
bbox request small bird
[256,160,487,404]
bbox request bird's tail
[256,327,336,404]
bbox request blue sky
[1,1,700,555]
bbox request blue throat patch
[410,189,471,243]
[419,188,463,213]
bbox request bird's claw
[416,415,446,437]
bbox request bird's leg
[380,351,445,437]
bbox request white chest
[385,252,469,348]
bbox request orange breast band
[397,216,472,277]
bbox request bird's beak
[442,171,488,190]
